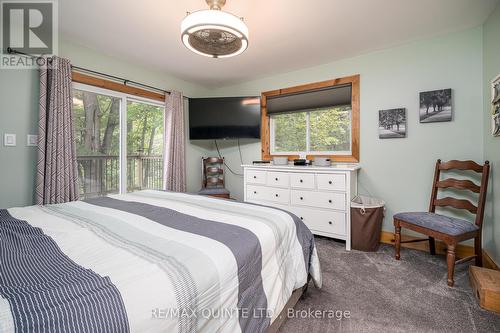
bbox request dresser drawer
[291,190,346,211]
[316,174,346,192]
[247,185,290,205]
[290,173,315,189]
[292,207,346,236]
[246,170,266,185]
[266,172,290,188]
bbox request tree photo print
[419,89,452,123]
[492,75,500,137]
[379,108,406,139]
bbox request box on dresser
[243,164,360,250]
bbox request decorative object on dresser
[273,156,288,165]
[393,159,490,287]
[243,164,360,250]
[198,157,230,199]
[313,157,331,167]
[293,159,310,166]
[419,89,452,123]
[469,266,500,313]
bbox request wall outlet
[27,134,38,146]
[4,134,16,147]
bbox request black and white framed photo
[492,75,500,137]
[419,89,452,123]
[379,108,406,139]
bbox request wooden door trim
[72,72,166,102]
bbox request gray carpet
[279,237,500,333]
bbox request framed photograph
[419,89,452,123]
[492,75,500,137]
[379,108,406,139]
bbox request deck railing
[77,155,163,198]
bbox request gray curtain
[35,56,79,205]
[163,91,186,192]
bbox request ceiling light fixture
[181,0,249,58]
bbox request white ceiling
[60,0,499,88]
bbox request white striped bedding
[0,190,321,333]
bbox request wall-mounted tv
[189,97,261,140]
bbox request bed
[0,190,321,333]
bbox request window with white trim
[270,105,352,155]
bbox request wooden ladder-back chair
[198,157,230,199]
[393,159,490,286]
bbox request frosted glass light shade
[181,9,249,58]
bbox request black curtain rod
[6,47,171,96]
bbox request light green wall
[0,25,496,263]
[0,40,212,208]
[207,28,485,238]
[59,40,212,98]
[483,4,500,264]
[0,69,39,208]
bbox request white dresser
[243,164,360,250]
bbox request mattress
[0,190,321,333]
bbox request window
[271,105,352,155]
[262,75,360,162]
[73,83,165,198]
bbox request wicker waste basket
[351,195,385,251]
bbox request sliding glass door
[73,88,121,197]
[72,83,165,198]
[126,100,164,192]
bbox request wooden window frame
[261,74,360,163]
[72,72,166,103]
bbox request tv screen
[189,97,261,140]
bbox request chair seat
[394,212,479,236]
[198,187,230,196]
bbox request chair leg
[395,224,401,260]
[429,237,436,255]
[446,243,456,287]
[475,235,483,267]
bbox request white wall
[204,28,485,234]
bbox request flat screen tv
[189,97,261,140]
